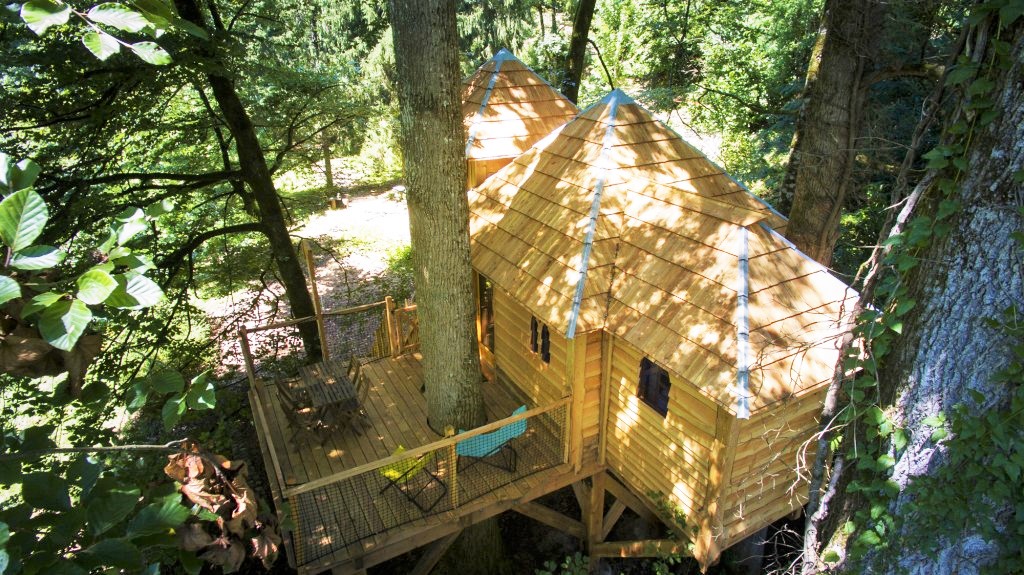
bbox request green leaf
[21,291,63,319]
[922,412,946,427]
[22,472,71,511]
[0,188,48,251]
[930,428,948,442]
[856,529,882,547]
[131,0,175,20]
[39,298,92,351]
[820,549,840,563]
[1,157,41,193]
[945,63,978,86]
[112,253,155,273]
[127,379,150,412]
[0,275,21,306]
[169,15,208,39]
[126,494,188,538]
[20,0,71,35]
[144,199,174,217]
[69,455,103,498]
[106,273,163,309]
[967,77,996,96]
[82,30,120,61]
[115,219,148,246]
[87,3,150,32]
[892,428,908,451]
[179,548,203,575]
[893,299,916,317]
[129,41,171,65]
[76,268,118,305]
[0,520,9,546]
[149,370,184,394]
[864,406,886,425]
[184,371,216,410]
[161,395,185,430]
[87,487,140,536]
[10,245,65,270]
[81,538,143,569]
[877,454,895,469]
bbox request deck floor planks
[251,353,572,573]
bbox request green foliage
[536,552,589,575]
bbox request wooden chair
[456,405,527,473]
[276,380,331,448]
[378,446,447,512]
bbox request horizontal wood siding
[493,288,568,407]
[603,338,719,519]
[719,387,826,547]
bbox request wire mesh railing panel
[455,402,567,503]
[292,448,455,564]
[322,304,388,362]
[287,401,569,566]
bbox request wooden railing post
[301,240,329,361]
[239,326,257,387]
[384,296,398,357]
[445,425,459,509]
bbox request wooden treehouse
[242,51,857,574]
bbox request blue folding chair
[456,405,527,472]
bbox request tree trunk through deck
[175,0,322,360]
[388,0,485,435]
[561,0,597,104]
[781,0,882,266]
[389,0,496,571]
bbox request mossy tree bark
[781,0,883,266]
[811,17,1024,575]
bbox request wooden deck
[249,353,576,573]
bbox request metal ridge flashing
[566,91,627,339]
[465,55,505,156]
[735,226,751,419]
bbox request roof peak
[492,48,518,62]
[600,88,635,106]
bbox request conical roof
[468,89,855,415]
[462,49,578,161]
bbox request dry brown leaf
[176,522,215,552]
[200,536,246,573]
[250,528,281,568]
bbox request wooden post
[694,407,740,567]
[384,296,398,357]
[445,425,459,510]
[566,337,587,471]
[587,472,607,573]
[301,240,329,361]
[239,327,257,386]
[599,333,614,466]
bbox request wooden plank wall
[468,158,514,189]
[603,338,720,523]
[580,330,603,463]
[492,288,569,407]
[719,386,826,547]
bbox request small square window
[529,316,551,364]
[637,357,671,417]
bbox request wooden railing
[238,297,421,385]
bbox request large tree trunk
[388,0,485,433]
[811,16,1024,575]
[560,0,597,104]
[388,0,496,571]
[176,0,321,360]
[781,0,883,266]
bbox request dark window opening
[530,316,551,364]
[478,275,495,352]
[638,357,671,417]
